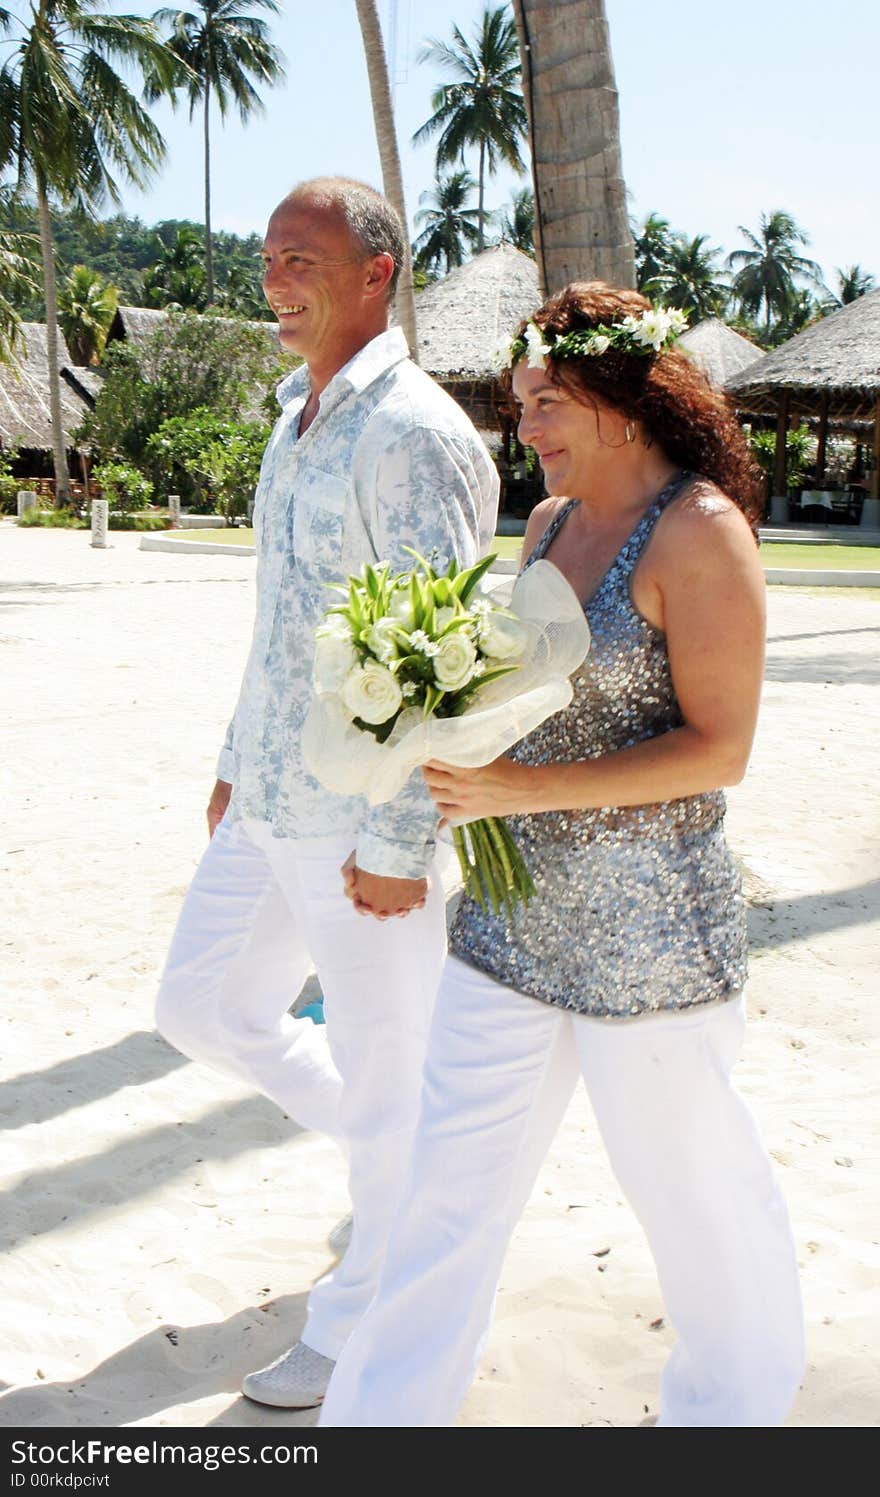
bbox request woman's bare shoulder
[521,495,571,553]
[656,478,758,552]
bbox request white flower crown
[496,305,689,373]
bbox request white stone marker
[91,499,109,548]
[17,490,38,518]
[168,492,181,526]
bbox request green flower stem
[450,817,535,914]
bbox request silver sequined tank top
[449,473,748,1019]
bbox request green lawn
[181,529,880,572]
[184,527,254,542]
[759,544,880,570]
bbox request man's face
[261,197,371,363]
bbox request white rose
[341,660,403,724]
[434,606,456,631]
[432,632,477,691]
[590,333,611,355]
[478,611,528,660]
[366,616,401,662]
[313,633,357,693]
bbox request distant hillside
[2,204,271,321]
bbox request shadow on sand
[0,1293,318,1429]
[0,1031,188,1131]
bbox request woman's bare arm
[425,498,766,819]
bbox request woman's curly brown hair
[502,282,763,534]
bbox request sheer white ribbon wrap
[302,559,591,806]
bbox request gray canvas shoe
[241,1340,336,1409]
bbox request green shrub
[749,424,812,492]
[92,459,153,512]
[107,511,169,530]
[146,408,269,518]
[75,310,287,486]
[18,506,87,528]
[0,476,19,514]
[0,446,21,513]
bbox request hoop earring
[625,421,636,444]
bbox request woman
[321,283,804,1428]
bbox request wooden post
[862,397,880,527]
[815,393,830,483]
[770,394,790,523]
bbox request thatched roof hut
[725,290,880,510]
[416,244,540,428]
[106,305,168,346]
[725,290,880,420]
[0,323,94,453]
[678,318,764,387]
[107,304,281,354]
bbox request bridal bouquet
[302,550,590,915]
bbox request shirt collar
[275,326,410,412]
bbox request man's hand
[341,852,428,920]
[207,779,232,839]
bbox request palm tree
[768,288,821,347]
[632,212,673,291]
[354,0,418,358]
[142,225,207,308]
[57,264,118,364]
[831,264,876,306]
[646,234,727,320]
[414,5,527,252]
[413,171,481,275]
[511,1,634,295]
[149,3,284,304]
[500,186,534,255]
[0,2,176,502]
[0,201,40,363]
[217,258,268,318]
[727,210,826,341]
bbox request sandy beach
[1,526,878,1429]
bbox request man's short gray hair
[284,177,405,299]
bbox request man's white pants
[320,955,804,1427]
[155,815,448,1360]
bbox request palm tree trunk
[354,0,418,361]
[477,140,485,252]
[204,73,214,304]
[511,0,635,298]
[36,176,72,506]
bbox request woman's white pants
[154,815,448,1360]
[319,955,804,1427]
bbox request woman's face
[511,360,626,497]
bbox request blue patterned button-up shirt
[219,327,500,877]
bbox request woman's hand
[422,756,540,821]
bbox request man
[155,178,499,1409]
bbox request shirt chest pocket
[291,466,350,578]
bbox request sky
[108,0,878,292]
